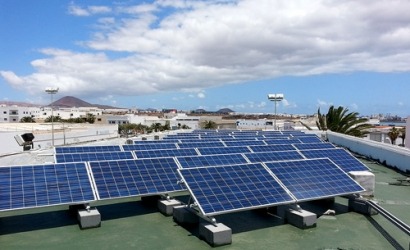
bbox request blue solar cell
[177,154,248,168]
[178,164,295,215]
[0,163,95,211]
[264,139,302,145]
[293,143,335,150]
[281,131,305,135]
[55,145,122,154]
[299,148,370,172]
[224,140,266,147]
[55,151,134,163]
[89,158,184,200]
[294,136,323,143]
[134,139,180,143]
[265,158,365,201]
[178,141,225,148]
[198,146,251,156]
[135,148,199,159]
[249,144,296,152]
[123,143,177,151]
[178,138,222,142]
[245,151,304,163]
[261,136,290,140]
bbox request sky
[1,0,410,116]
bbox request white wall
[406,116,410,150]
[325,131,410,172]
[0,124,119,156]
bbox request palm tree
[316,106,373,137]
[202,120,217,129]
[398,127,406,146]
[387,126,400,145]
[85,113,96,124]
[150,123,163,132]
[44,115,62,123]
[20,116,36,123]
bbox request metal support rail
[366,200,410,236]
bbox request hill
[51,96,122,109]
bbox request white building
[168,113,200,130]
[0,105,41,123]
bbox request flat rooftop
[0,140,409,249]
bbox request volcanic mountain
[50,96,121,109]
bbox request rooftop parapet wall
[406,116,410,150]
[325,131,410,173]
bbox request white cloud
[4,0,410,99]
[317,99,333,108]
[350,103,359,110]
[68,3,90,16]
[68,3,111,16]
[89,6,112,14]
[282,99,297,108]
[197,92,206,98]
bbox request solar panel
[261,136,290,140]
[178,163,295,216]
[197,146,252,156]
[89,158,184,200]
[176,154,248,168]
[281,131,305,135]
[299,148,370,172]
[223,137,259,141]
[178,138,222,142]
[295,136,323,143]
[245,151,304,163]
[55,151,134,163]
[224,140,266,147]
[249,144,296,152]
[135,148,199,159]
[293,143,335,150]
[265,158,365,201]
[178,141,225,148]
[264,139,302,145]
[55,145,122,154]
[0,163,96,211]
[122,143,177,151]
[134,139,180,143]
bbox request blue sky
[1,0,410,116]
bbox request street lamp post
[45,87,59,146]
[267,93,284,130]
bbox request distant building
[0,105,40,123]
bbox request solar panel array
[244,151,304,163]
[89,158,184,200]
[56,151,134,163]
[55,145,122,154]
[300,148,370,172]
[178,163,295,215]
[249,144,296,152]
[176,154,249,168]
[135,148,199,159]
[0,163,96,211]
[265,159,365,201]
[198,146,251,156]
[1,130,369,215]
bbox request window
[3,118,7,121]
[3,111,6,114]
